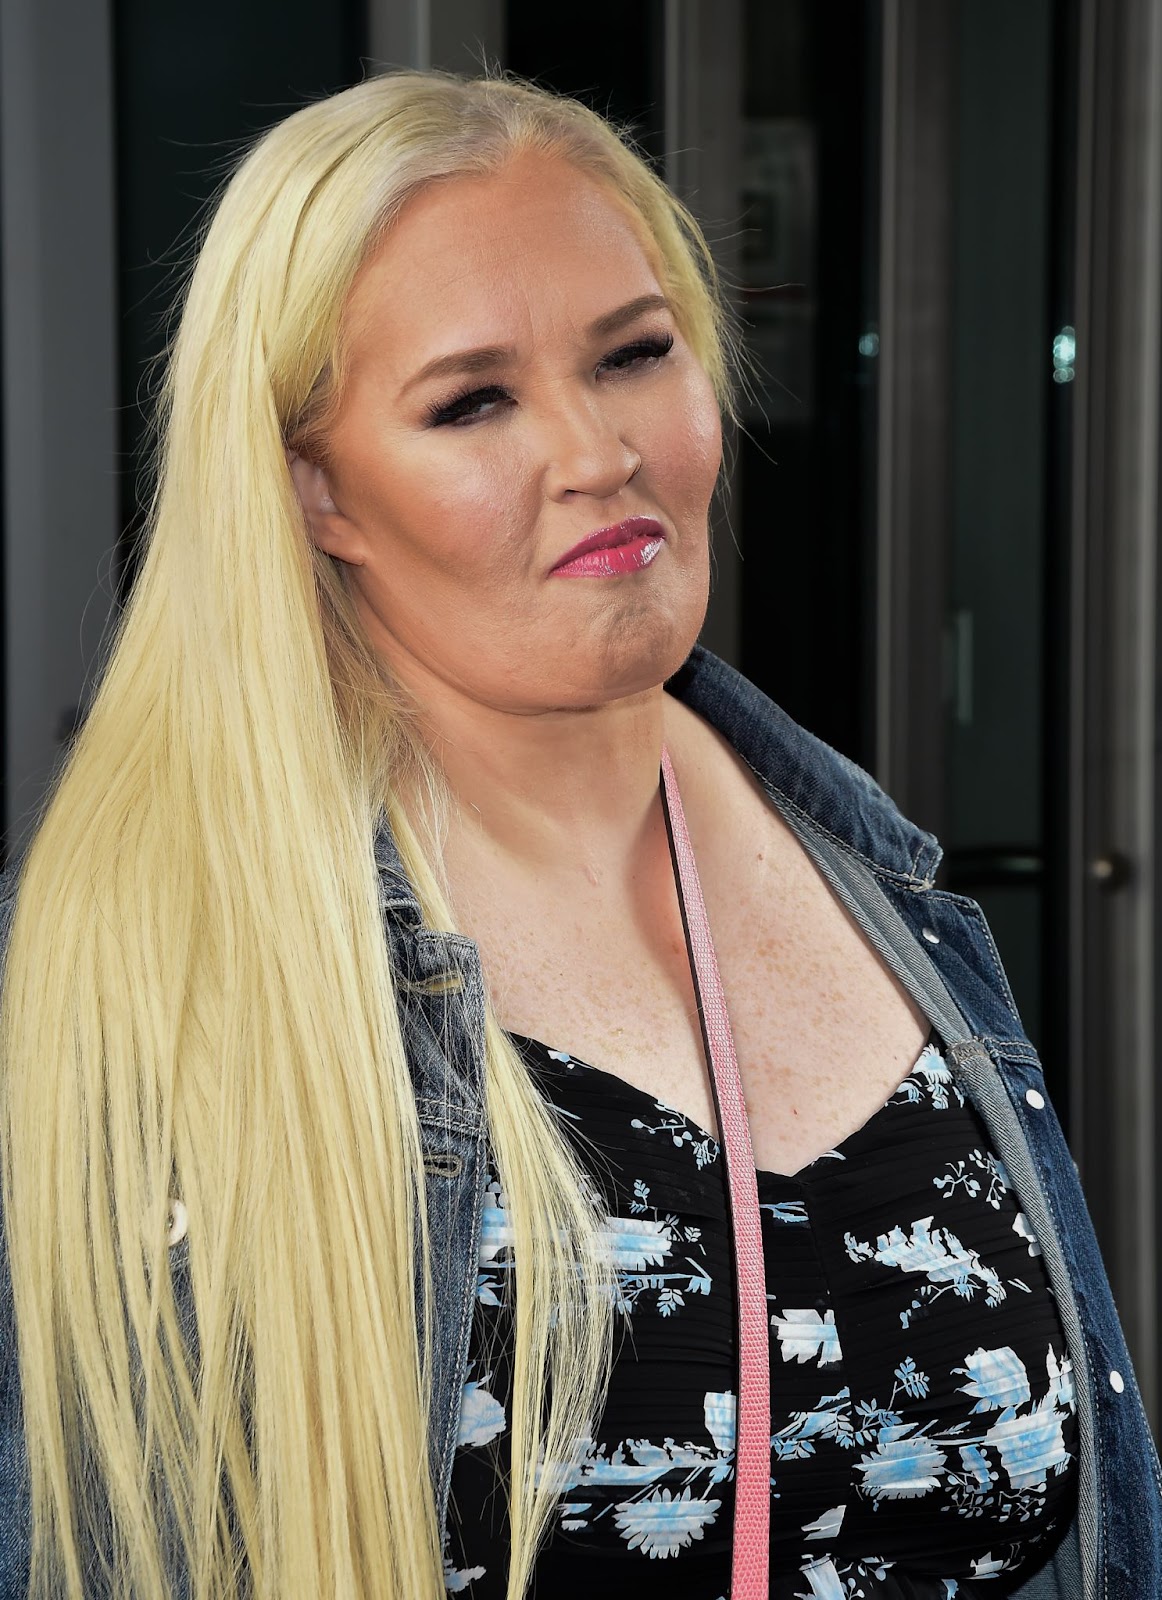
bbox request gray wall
[0,0,120,850]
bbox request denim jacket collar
[372,643,942,916]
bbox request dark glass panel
[738,0,880,769]
[504,1,666,168]
[113,0,364,587]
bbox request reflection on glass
[1052,325,1076,384]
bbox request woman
[0,68,1155,1600]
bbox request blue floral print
[772,1308,844,1367]
[890,1045,963,1111]
[843,1217,1008,1328]
[539,1395,735,1554]
[456,1369,506,1449]
[630,1105,719,1170]
[933,1150,1009,1208]
[441,1036,1077,1596]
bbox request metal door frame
[662,0,743,668]
[874,0,955,839]
[0,0,120,855]
[1065,0,1162,1422]
[368,0,504,74]
[876,0,1162,1426]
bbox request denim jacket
[0,643,1157,1597]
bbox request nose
[541,389,642,501]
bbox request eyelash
[424,332,676,428]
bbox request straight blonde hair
[0,70,736,1599]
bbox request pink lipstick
[549,516,665,578]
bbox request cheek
[345,434,533,583]
[648,375,722,509]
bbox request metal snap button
[921,927,940,944]
[1110,1370,1125,1394]
[1024,1089,1046,1110]
[166,1198,189,1247]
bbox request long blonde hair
[0,70,735,1599]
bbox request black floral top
[442,1037,1078,1598]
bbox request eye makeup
[423,330,676,428]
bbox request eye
[425,383,512,428]
[598,332,675,374]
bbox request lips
[549,516,666,578]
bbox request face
[292,151,723,717]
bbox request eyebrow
[400,293,671,396]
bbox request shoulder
[665,648,1033,1046]
[665,645,941,888]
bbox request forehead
[343,154,665,368]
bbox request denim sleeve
[0,882,32,1596]
[0,1213,30,1598]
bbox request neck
[401,672,672,879]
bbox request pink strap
[659,746,770,1598]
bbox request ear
[286,450,364,565]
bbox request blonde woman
[0,69,1154,1600]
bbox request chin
[586,595,706,700]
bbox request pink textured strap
[659,746,769,1598]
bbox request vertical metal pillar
[1068,0,1162,1424]
[0,0,120,854]
[368,0,504,73]
[368,0,431,69]
[664,0,743,669]
[873,0,955,836]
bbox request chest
[450,786,928,1177]
[445,1035,1079,1594]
